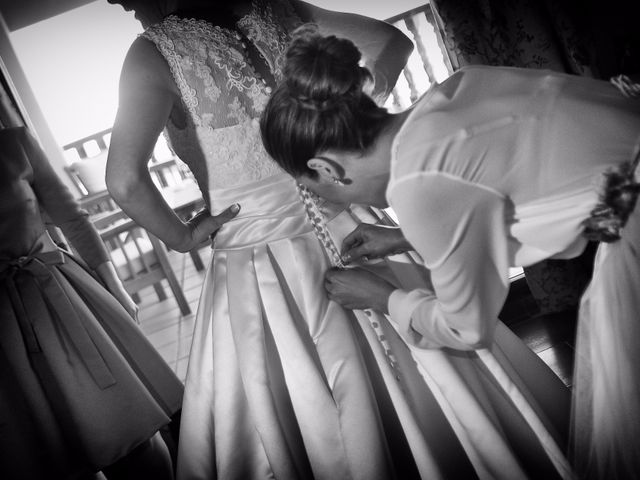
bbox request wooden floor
[136,248,577,387]
[499,277,578,388]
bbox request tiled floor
[136,248,577,387]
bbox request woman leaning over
[261,27,640,480]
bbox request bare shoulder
[119,36,178,96]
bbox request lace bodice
[142,0,302,197]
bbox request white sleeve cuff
[389,288,435,346]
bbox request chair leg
[150,235,191,316]
[153,283,168,301]
[164,272,190,316]
[189,249,205,271]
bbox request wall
[0,13,77,191]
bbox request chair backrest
[63,128,195,197]
[96,210,161,290]
[149,157,187,189]
[96,210,191,315]
[68,150,109,195]
[79,190,119,216]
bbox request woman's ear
[307,157,342,183]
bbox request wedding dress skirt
[177,173,573,480]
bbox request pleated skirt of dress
[177,175,574,480]
[0,233,183,480]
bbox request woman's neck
[375,109,413,160]
[361,110,414,206]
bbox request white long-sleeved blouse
[387,65,640,350]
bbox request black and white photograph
[1,1,639,479]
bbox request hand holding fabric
[324,267,395,313]
[341,224,411,263]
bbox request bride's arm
[106,37,238,252]
[291,0,413,101]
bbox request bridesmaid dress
[0,126,183,479]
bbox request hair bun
[284,24,371,111]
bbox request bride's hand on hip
[324,267,395,313]
[184,203,240,250]
[341,224,411,264]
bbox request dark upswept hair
[260,25,391,178]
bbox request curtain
[431,0,592,75]
[0,67,24,129]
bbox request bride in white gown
[106,1,574,478]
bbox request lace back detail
[140,0,301,190]
[297,185,398,371]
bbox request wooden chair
[63,128,194,195]
[95,209,191,316]
[78,189,120,216]
[149,157,192,189]
[64,129,206,274]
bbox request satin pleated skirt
[177,174,573,480]
[0,233,183,480]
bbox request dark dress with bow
[0,127,183,480]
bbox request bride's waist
[209,174,314,249]
[208,174,298,212]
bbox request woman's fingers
[189,203,241,245]
[342,225,376,262]
[323,267,393,312]
[342,244,370,263]
[210,203,241,230]
[341,226,365,254]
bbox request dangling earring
[331,177,345,186]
